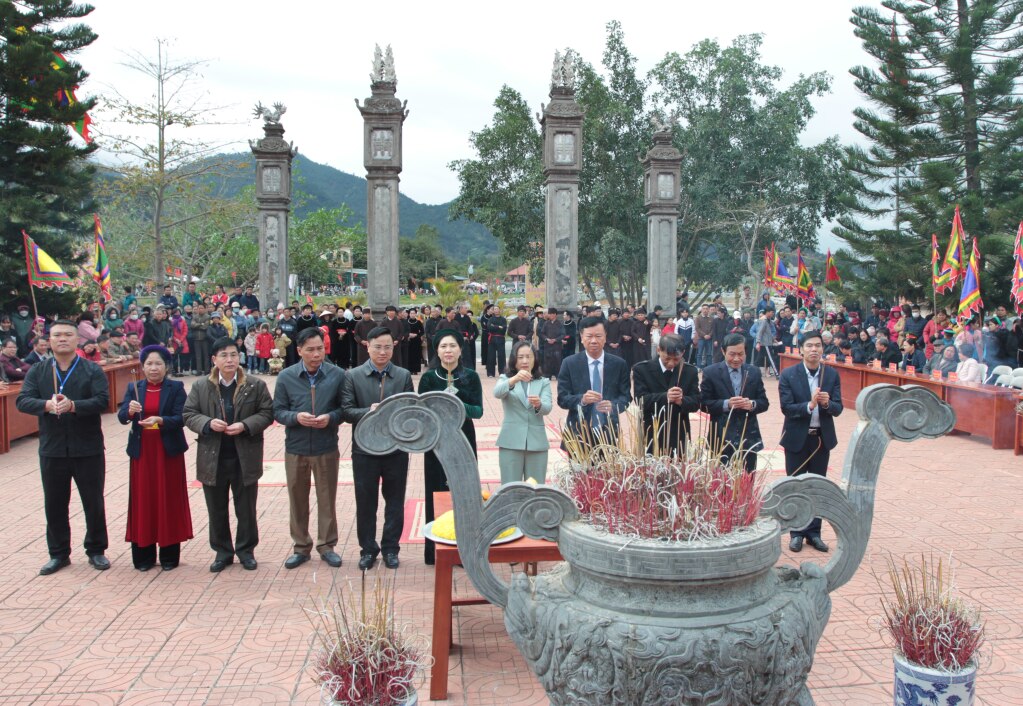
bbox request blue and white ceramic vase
[894,652,976,706]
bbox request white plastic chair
[990,365,1014,379]
[995,374,1012,387]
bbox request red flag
[305,294,314,305]
[1011,222,1023,315]
[824,249,841,284]
[937,206,966,294]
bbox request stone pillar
[249,103,297,310]
[356,45,407,311]
[642,126,682,314]
[540,50,584,313]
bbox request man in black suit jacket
[699,333,770,473]
[778,330,843,553]
[557,316,631,446]
[632,334,700,456]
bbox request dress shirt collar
[219,373,238,387]
[366,361,392,377]
[585,351,605,367]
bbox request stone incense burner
[354,384,954,705]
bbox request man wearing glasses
[183,337,274,572]
[340,327,414,570]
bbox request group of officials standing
[556,316,842,554]
[20,304,843,577]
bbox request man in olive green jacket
[183,337,274,572]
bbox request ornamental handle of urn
[760,384,955,593]
[353,392,578,608]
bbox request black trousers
[784,431,830,539]
[201,455,259,561]
[352,452,408,557]
[461,340,475,369]
[131,542,180,568]
[486,336,506,377]
[40,454,108,559]
[193,338,210,375]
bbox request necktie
[591,360,603,427]
[808,368,820,428]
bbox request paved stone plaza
[0,371,1020,705]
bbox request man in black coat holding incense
[632,334,700,456]
[17,320,111,575]
[777,330,843,553]
[699,333,770,473]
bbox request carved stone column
[356,45,407,311]
[642,127,681,314]
[540,50,584,313]
[249,105,297,310]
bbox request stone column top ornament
[550,49,576,91]
[248,101,297,156]
[370,43,397,84]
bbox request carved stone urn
[354,384,954,705]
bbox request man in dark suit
[699,333,770,473]
[777,330,843,553]
[557,316,631,446]
[632,334,700,456]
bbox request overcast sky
[77,0,883,246]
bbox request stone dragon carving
[354,384,953,705]
[252,101,286,125]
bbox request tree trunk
[956,0,982,194]
[599,272,616,309]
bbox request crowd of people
[6,281,1021,577]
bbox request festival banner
[92,214,112,302]
[956,238,983,323]
[825,249,841,285]
[23,231,73,289]
[937,206,965,294]
[796,248,815,304]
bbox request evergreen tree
[838,1,1023,305]
[0,0,97,312]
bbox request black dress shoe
[39,557,71,576]
[284,553,310,570]
[137,563,154,572]
[320,551,342,568]
[161,563,177,571]
[358,554,376,571]
[210,558,232,573]
[88,555,111,571]
[383,554,399,569]
[807,536,830,553]
[239,556,257,571]
[788,536,804,553]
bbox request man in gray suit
[340,326,414,570]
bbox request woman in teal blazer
[493,341,552,484]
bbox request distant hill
[213,152,499,263]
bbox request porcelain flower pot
[356,384,955,705]
[894,653,976,706]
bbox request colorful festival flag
[23,231,73,289]
[825,249,841,285]
[796,248,816,304]
[771,247,796,292]
[1012,222,1023,316]
[50,52,92,143]
[937,206,966,294]
[930,234,949,292]
[92,214,112,302]
[763,247,774,289]
[957,238,983,322]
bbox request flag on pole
[824,249,841,285]
[771,247,796,292]
[92,214,112,302]
[930,233,949,292]
[23,231,73,289]
[956,238,983,323]
[937,206,966,294]
[796,248,816,304]
[1011,222,1023,316]
[763,247,774,289]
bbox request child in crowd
[255,323,274,374]
[208,312,228,341]
[244,329,258,373]
[268,348,283,375]
[235,336,246,369]
[274,328,291,360]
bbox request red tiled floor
[0,368,1019,704]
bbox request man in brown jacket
[183,336,274,572]
[694,304,715,370]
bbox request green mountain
[216,152,498,263]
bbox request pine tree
[0,0,97,312]
[838,1,1023,306]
